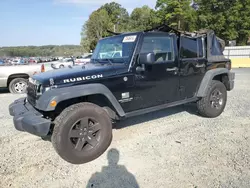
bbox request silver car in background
[0,64,42,93]
[75,54,92,65]
[50,58,74,69]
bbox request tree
[81,2,130,51]
[100,2,130,32]
[129,6,160,31]
[155,0,197,31]
[196,0,250,45]
[237,0,250,45]
[0,45,83,57]
[81,9,112,52]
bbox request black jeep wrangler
[9,25,235,164]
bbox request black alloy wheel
[69,117,101,152]
[210,89,224,109]
[197,80,227,118]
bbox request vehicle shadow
[86,148,139,188]
[41,103,198,142]
[114,103,198,130]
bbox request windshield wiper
[101,58,114,65]
[91,58,116,66]
[91,59,102,65]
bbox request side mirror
[139,52,155,64]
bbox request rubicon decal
[63,74,103,83]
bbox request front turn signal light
[50,100,57,107]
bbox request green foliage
[100,2,130,32]
[129,6,160,31]
[196,0,250,45]
[0,45,83,57]
[81,9,112,52]
[81,2,130,52]
[81,3,160,51]
[155,0,197,31]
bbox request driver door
[126,33,180,112]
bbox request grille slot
[27,82,37,106]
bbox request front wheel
[51,102,112,164]
[197,80,227,118]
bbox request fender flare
[197,68,230,97]
[35,83,125,117]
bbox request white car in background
[51,58,74,69]
[10,59,25,65]
[75,54,92,65]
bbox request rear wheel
[8,78,28,94]
[59,64,64,68]
[197,80,227,118]
[51,102,112,164]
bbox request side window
[140,35,175,62]
[180,37,198,58]
[181,36,205,58]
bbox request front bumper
[9,97,51,137]
[228,72,235,91]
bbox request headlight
[37,85,50,95]
[45,87,50,91]
[29,77,38,85]
[37,84,43,95]
[28,78,53,95]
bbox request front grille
[27,82,37,106]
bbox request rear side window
[211,35,223,55]
[180,36,204,58]
[140,35,175,62]
[180,37,198,58]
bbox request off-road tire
[8,78,28,94]
[197,80,227,118]
[51,102,112,164]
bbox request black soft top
[107,24,229,63]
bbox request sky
[0,0,156,47]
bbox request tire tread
[51,102,112,164]
[197,80,227,118]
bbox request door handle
[166,67,178,72]
[195,64,205,68]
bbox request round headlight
[45,87,50,92]
[37,84,43,94]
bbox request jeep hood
[32,63,127,87]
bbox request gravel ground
[0,68,250,188]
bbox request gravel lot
[0,68,250,188]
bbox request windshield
[91,34,138,64]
